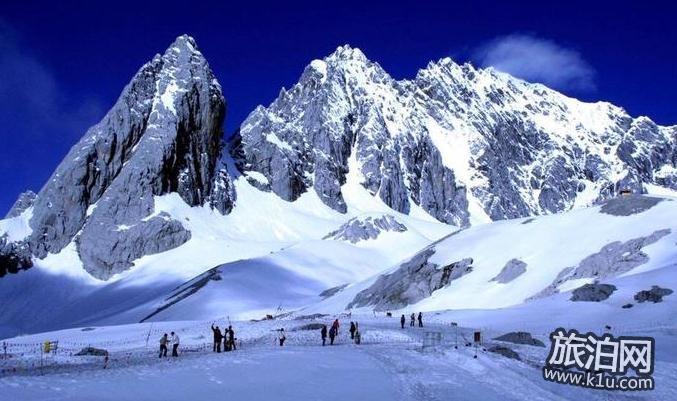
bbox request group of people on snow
[211,324,237,353]
[400,312,423,329]
[320,319,361,346]
[158,313,422,359]
[159,332,180,358]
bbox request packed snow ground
[1,309,676,401]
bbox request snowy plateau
[1,35,676,401]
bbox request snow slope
[311,194,677,313]
[0,175,454,338]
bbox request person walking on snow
[321,325,327,346]
[410,313,415,327]
[417,312,423,328]
[278,328,286,346]
[400,314,406,329]
[349,322,356,340]
[170,331,180,357]
[332,319,340,336]
[329,325,336,345]
[211,324,223,353]
[159,333,168,358]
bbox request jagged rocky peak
[234,45,676,226]
[5,191,36,219]
[233,45,470,226]
[0,34,234,280]
[323,214,407,243]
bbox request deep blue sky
[1,1,676,215]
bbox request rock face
[2,35,234,280]
[234,45,677,226]
[599,195,664,216]
[634,286,673,303]
[347,247,473,310]
[570,283,617,302]
[0,235,33,277]
[531,229,671,299]
[488,345,521,361]
[5,191,36,218]
[493,332,545,347]
[323,215,407,243]
[490,259,527,283]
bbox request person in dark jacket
[418,312,423,327]
[211,324,223,353]
[410,313,415,327]
[331,319,340,336]
[349,322,356,340]
[159,333,169,358]
[278,328,286,346]
[400,314,406,329]
[321,325,328,346]
[226,326,236,351]
[329,325,336,345]
[354,323,361,345]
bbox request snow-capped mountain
[234,45,676,227]
[1,35,234,280]
[1,35,676,340]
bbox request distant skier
[400,314,405,329]
[211,324,223,353]
[170,331,180,357]
[329,325,336,345]
[159,333,168,358]
[418,312,423,328]
[410,313,415,327]
[278,328,286,346]
[354,323,361,345]
[321,325,328,346]
[349,322,356,340]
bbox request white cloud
[473,34,595,93]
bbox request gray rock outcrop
[634,286,673,303]
[490,259,527,283]
[531,229,671,299]
[323,215,407,243]
[0,235,33,277]
[347,247,473,310]
[488,345,521,361]
[570,283,617,302]
[493,332,545,347]
[599,194,664,216]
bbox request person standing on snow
[321,325,328,346]
[400,314,406,329]
[278,328,286,346]
[410,313,415,327]
[227,326,236,351]
[211,324,223,353]
[417,312,423,328]
[349,322,356,340]
[170,331,180,357]
[329,325,337,345]
[159,333,169,358]
[354,323,361,345]
[332,319,340,336]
